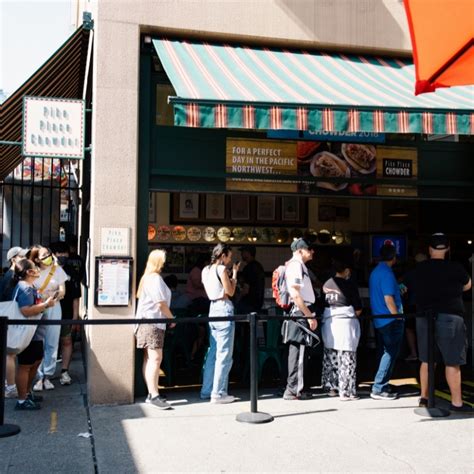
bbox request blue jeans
[201,300,235,398]
[372,319,404,394]
[37,304,62,378]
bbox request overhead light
[468,240,472,245]
[388,210,409,217]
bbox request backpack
[272,262,292,311]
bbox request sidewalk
[1,350,473,473]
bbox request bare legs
[419,362,463,406]
[6,354,16,385]
[61,335,73,371]
[16,360,41,400]
[142,348,163,398]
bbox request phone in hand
[53,291,60,299]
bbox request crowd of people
[134,233,472,414]
[2,239,84,410]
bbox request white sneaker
[210,395,236,404]
[5,385,18,398]
[59,371,72,385]
[33,379,43,392]
[43,378,55,390]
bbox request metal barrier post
[236,313,273,424]
[0,317,21,437]
[414,311,449,418]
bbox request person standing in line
[415,233,472,413]
[321,260,363,401]
[200,243,240,404]
[237,245,265,313]
[135,249,175,410]
[13,259,57,410]
[29,245,69,391]
[283,238,317,400]
[369,244,404,400]
[2,246,28,399]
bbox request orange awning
[404,0,474,95]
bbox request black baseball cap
[429,233,450,250]
[291,238,310,252]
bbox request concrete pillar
[87,16,140,405]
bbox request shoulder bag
[0,287,43,354]
[281,317,320,349]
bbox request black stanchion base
[0,424,21,438]
[236,411,274,424]
[414,407,450,418]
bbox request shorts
[136,325,165,350]
[17,340,44,366]
[60,321,73,338]
[416,313,467,366]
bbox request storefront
[86,1,473,404]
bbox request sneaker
[370,391,398,400]
[327,389,338,397]
[60,371,72,385]
[298,391,313,400]
[449,404,473,414]
[43,378,55,390]
[199,393,211,400]
[15,399,41,410]
[28,392,43,402]
[283,390,298,400]
[340,394,360,401]
[145,395,172,410]
[5,385,18,399]
[146,393,167,402]
[33,379,43,392]
[418,397,428,408]
[210,394,236,404]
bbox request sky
[0,0,75,98]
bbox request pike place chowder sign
[22,96,85,159]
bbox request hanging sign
[22,96,85,159]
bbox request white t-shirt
[201,264,226,301]
[34,264,69,298]
[285,257,315,304]
[135,273,171,330]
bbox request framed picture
[257,196,276,221]
[230,195,250,220]
[179,193,199,219]
[281,196,299,221]
[148,192,156,223]
[205,194,226,220]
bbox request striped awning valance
[153,38,474,135]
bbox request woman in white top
[135,249,175,410]
[321,260,363,401]
[29,245,69,391]
[200,243,240,404]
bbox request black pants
[286,342,308,396]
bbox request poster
[95,258,131,306]
[179,193,199,218]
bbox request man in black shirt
[415,233,472,414]
[237,245,265,313]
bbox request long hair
[137,249,166,298]
[13,259,36,283]
[209,243,231,265]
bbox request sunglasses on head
[40,254,51,260]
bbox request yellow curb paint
[49,411,58,433]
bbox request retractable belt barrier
[0,309,444,437]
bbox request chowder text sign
[22,96,85,159]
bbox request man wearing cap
[369,244,404,400]
[415,233,472,413]
[237,245,265,313]
[1,246,28,399]
[283,238,317,400]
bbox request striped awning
[0,27,91,181]
[153,38,474,135]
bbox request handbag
[281,318,320,349]
[0,288,42,354]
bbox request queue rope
[0,309,443,437]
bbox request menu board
[95,257,132,307]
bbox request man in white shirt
[283,238,317,400]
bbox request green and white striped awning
[153,38,474,135]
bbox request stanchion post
[414,311,449,418]
[0,316,21,437]
[236,313,273,424]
